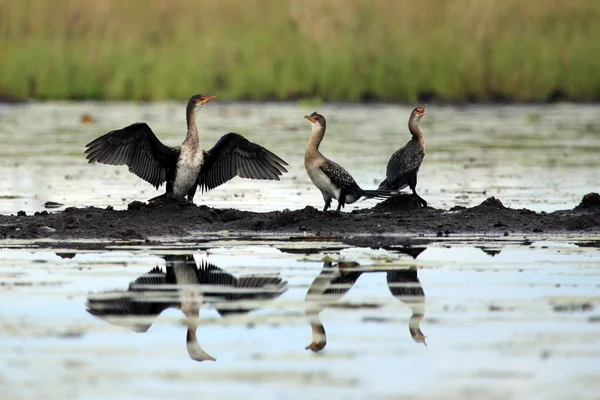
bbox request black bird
[85,94,288,203]
[378,105,427,207]
[86,254,287,362]
[304,112,395,213]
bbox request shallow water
[1,239,599,399]
[0,102,599,214]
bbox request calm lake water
[0,102,599,213]
[0,239,599,399]
[0,102,599,399]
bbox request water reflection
[86,254,287,362]
[305,260,426,352]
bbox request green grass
[1,0,600,102]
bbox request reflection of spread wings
[197,262,287,316]
[86,266,173,333]
[87,256,288,329]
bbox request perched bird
[86,254,287,362]
[304,112,394,213]
[378,105,427,207]
[85,94,288,203]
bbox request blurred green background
[1,0,599,102]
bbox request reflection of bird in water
[386,267,427,346]
[304,260,427,352]
[85,94,288,203]
[305,260,363,351]
[86,254,287,362]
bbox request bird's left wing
[197,132,288,192]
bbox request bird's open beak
[418,104,427,116]
[304,115,317,123]
[200,95,216,104]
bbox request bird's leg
[186,184,197,204]
[148,192,170,204]
[335,191,346,215]
[413,190,427,208]
[408,175,427,207]
[322,198,331,212]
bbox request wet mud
[1,193,599,243]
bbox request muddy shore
[1,193,599,244]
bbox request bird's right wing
[85,122,178,188]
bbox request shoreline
[1,193,598,243]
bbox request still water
[0,239,599,399]
[0,102,599,214]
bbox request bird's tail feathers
[360,188,397,199]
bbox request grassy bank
[1,0,599,102]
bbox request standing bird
[377,105,428,207]
[304,112,394,213]
[85,94,288,203]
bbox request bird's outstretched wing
[86,266,173,333]
[196,261,287,316]
[197,132,288,192]
[85,123,178,188]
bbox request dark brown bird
[304,112,395,213]
[85,94,288,203]
[378,105,427,207]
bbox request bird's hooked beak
[199,95,216,106]
[417,104,427,117]
[304,115,317,124]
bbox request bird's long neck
[185,105,200,146]
[305,316,327,352]
[408,118,425,147]
[306,125,326,156]
[186,326,216,362]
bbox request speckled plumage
[304,111,394,212]
[378,105,428,207]
[378,139,425,191]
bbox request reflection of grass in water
[1,0,599,102]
